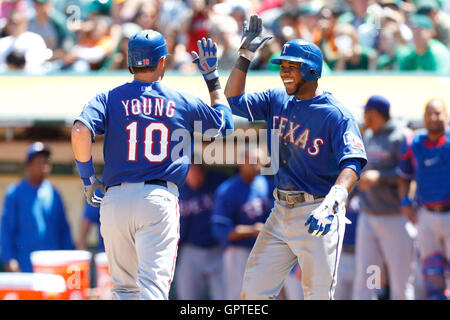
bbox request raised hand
[191,37,219,81]
[239,14,272,61]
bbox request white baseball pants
[174,244,225,300]
[223,246,253,300]
[241,200,346,300]
[100,181,179,300]
[352,212,415,300]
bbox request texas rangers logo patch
[343,131,365,150]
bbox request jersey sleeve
[188,96,234,137]
[75,91,108,142]
[396,132,415,179]
[333,117,368,169]
[227,90,273,121]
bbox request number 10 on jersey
[126,121,169,162]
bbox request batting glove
[239,14,272,62]
[191,37,219,81]
[83,175,105,207]
[305,185,350,237]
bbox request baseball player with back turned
[224,15,367,300]
[71,30,234,300]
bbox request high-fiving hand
[191,37,219,81]
[239,14,272,61]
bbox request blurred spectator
[378,0,413,45]
[209,13,240,70]
[86,0,112,17]
[376,20,409,70]
[179,0,215,55]
[5,49,25,70]
[353,95,414,300]
[28,0,76,71]
[415,0,450,48]
[316,2,344,68]
[0,9,51,73]
[61,14,120,71]
[293,1,323,43]
[211,148,273,300]
[157,0,189,35]
[131,0,160,31]
[77,190,104,252]
[339,0,373,29]
[106,21,141,70]
[398,14,450,74]
[331,23,377,70]
[0,0,28,34]
[0,142,74,273]
[256,0,282,15]
[28,0,74,51]
[220,1,251,36]
[174,163,227,300]
[251,36,282,70]
[164,28,194,72]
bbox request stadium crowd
[0,0,449,74]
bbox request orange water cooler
[0,273,67,300]
[30,250,92,300]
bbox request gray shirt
[359,119,411,215]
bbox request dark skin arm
[224,65,247,98]
[335,167,360,194]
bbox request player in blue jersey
[398,98,450,300]
[71,30,234,300]
[211,148,274,299]
[174,162,227,300]
[1,142,74,272]
[224,15,367,300]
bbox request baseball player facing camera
[224,15,367,299]
[71,30,234,299]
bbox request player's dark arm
[71,121,93,162]
[334,167,359,194]
[224,58,249,98]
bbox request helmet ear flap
[300,62,320,82]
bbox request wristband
[235,56,251,73]
[206,78,221,92]
[400,196,412,207]
[75,157,95,185]
[329,185,348,212]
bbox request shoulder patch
[343,131,365,150]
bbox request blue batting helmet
[270,39,323,81]
[127,30,170,68]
